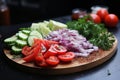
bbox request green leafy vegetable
[66,16,115,50]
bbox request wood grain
[3,37,118,75]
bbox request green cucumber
[30,30,42,38]
[18,31,28,40]
[11,46,22,54]
[15,40,27,47]
[4,35,17,44]
[28,35,40,46]
[22,30,30,35]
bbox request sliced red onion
[46,29,99,57]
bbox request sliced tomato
[43,45,57,58]
[52,44,67,55]
[58,52,75,62]
[22,46,32,56]
[46,56,59,66]
[23,41,42,62]
[35,55,48,67]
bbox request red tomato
[35,56,48,67]
[46,56,59,66]
[58,52,75,62]
[104,14,119,27]
[22,46,32,56]
[23,41,42,62]
[52,44,67,55]
[44,45,57,58]
[96,9,109,22]
[90,14,101,24]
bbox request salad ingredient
[66,17,115,50]
[46,29,98,57]
[46,56,60,66]
[11,46,22,54]
[48,20,67,31]
[22,46,32,56]
[4,35,17,44]
[23,39,42,62]
[96,8,109,22]
[18,31,28,40]
[104,14,119,27]
[58,52,75,62]
[15,40,27,48]
[35,56,48,67]
[52,44,67,55]
[90,14,101,24]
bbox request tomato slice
[22,46,32,56]
[46,56,59,66]
[35,55,48,67]
[58,52,75,62]
[23,40,42,62]
[44,45,57,58]
[52,44,67,55]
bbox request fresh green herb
[66,16,115,50]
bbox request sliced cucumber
[22,30,30,35]
[28,35,40,46]
[18,31,28,40]
[4,35,17,44]
[12,46,22,54]
[15,40,27,47]
[30,30,42,38]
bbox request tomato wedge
[23,39,42,62]
[44,45,57,58]
[58,52,75,62]
[46,56,59,66]
[35,55,48,67]
[52,44,67,55]
[22,46,32,56]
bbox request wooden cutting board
[3,37,118,75]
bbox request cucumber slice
[4,35,17,44]
[18,31,28,40]
[15,40,27,47]
[28,35,40,46]
[22,30,30,35]
[30,30,42,38]
[39,23,51,37]
[12,46,22,54]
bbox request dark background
[6,0,120,24]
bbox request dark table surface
[0,16,120,80]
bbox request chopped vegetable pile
[46,29,98,57]
[4,18,115,67]
[67,16,115,50]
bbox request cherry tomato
[90,14,101,24]
[104,14,119,27]
[58,52,75,62]
[96,9,109,22]
[22,46,32,56]
[52,44,67,55]
[46,56,59,66]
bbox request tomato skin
[44,45,57,58]
[35,56,48,67]
[23,40,42,62]
[97,9,109,22]
[90,14,101,24]
[104,14,119,27]
[58,52,75,62]
[46,56,59,66]
[52,44,67,55]
[22,46,32,56]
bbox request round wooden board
[3,37,118,75]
